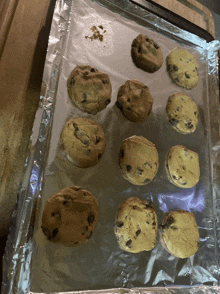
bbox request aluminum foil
[2,0,220,293]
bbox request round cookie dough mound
[160,209,200,258]
[131,34,164,73]
[166,49,199,89]
[61,117,106,168]
[114,197,158,253]
[166,92,199,134]
[41,186,98,246]
[116,79,153,122]
[118,135,159,185]
[165,145,200,188]
[67,65,112,115]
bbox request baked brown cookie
[131,34,163,73]
[166,49,199,89]
[41,186,98,246]
[118,135,159,185]
[166,92,199,134]
[165,145,200,188]
[61,117,106,168]
[160,209,200,258]
[114,197,158,253]
[116,79,153,122]
[67,65,112,115]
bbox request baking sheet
[3,0,220,293]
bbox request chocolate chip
[182,182,187,185]
[169,118,178,126]
[146,221,149,224]
[116,100,123,111]
[84,71,89,76]
[87,231,93,239]
[52,212,55,217]
[73,123,79,131]
[154,42,159,49]
[127,107,132,111]
[98,153,102,160]
[137,167,144,175]
[82,93,88,103]
[52,228,58,238]
[105,99,110,105]
[136,229,141,237]
[174,78,179,82]
[126,165,132,172]
[173,175,176,180]
[185,72,190,79]
[126,239,132,248]
[194,111,197,116]
[173,65,178,71]
[96,136,101,144]
[116,221,124,228]
[144,178,151,184]
[133,205,137,209]
[152,221,156,226]
[127,98,130,102]
[75,242,79,244]
[171,226,177,230]
[90,68,95,72]
[70,77,75,86]
[138,47,141,53]
[177,107,179,111]
[63,201,68,205]
[145,37,149,42]
[185,121,194,129]
[166,216,174,226]
[144,162,152,168]
[88,213,95,225]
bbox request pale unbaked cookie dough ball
[114,197,158,253]
[61,117,106,168]
[118,135,159,185]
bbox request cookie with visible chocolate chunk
[166,92,199,134]
[160,209,200,258]
[67,65,112,115]
[114,197,158,253]
[116,79,153,122]
[41,186,98,246]
[165,145,200,188]
[118,135,159,185]
[166,49,199,89]
[61,117,106,168]
[131,34,164,73]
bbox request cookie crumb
[85,25,106,42]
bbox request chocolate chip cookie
[166,49,199,89]
[160,209,200,258]
[116,79,153,122]
[165,145,200,188]
[67,65,112,115]
[166,92,199,134]
[131,34,164,73]
[114,197,158,253]
[41,186,98,246]
[118,135,159,185]
[61,117,106,168]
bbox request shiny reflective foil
[3,0,220,293]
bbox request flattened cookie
[67,65,112,114]
[114,197,158,253]
[166,49,199,89]
[61,117,106,168]
[165,145,200,188]
[41,186,98,246]
[116,79,153,122]
[118,135,159,185]
[166,93,199,134]
[131,34,163,73]
[160,209,200,258]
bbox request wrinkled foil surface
[2,0,220,293]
